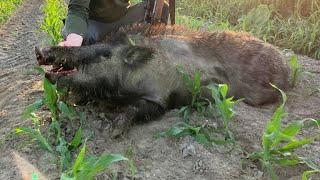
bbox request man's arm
[59,0,90,46]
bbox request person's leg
[84,1,169,45]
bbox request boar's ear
[121,45,155,67]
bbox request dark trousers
[63,1,169,45]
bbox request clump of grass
[176,0,320,59]
[0,0,23,25]
[40,0,67,45]
[247,84,320,179]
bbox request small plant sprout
[61,143,128,180]
[288,55,301,87]
[206,84,240,141]
[247,84,320,179]
[176,66,207,122]
[158,67,239,146]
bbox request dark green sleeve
[64,0,90,37]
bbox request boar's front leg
[111,99,165,138]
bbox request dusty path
[0,0,45,178]
[0,0,319,179]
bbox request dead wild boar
[35,24,289,132]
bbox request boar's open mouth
[47,64,77,76]
[35,46,77,76]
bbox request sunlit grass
[0,0,23,25]
[177,0,320,59]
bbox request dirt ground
[0,0,319,179]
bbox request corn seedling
[158,67,238,146]
[17,73,81,171]
[247,84,320,179]
[289,55,301,87]
[206,84,240,142]
[176,66,207,122]
[40,0,67,45]
[61,143,128,180]
[0,0,23,25]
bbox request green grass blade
[43,78,58,119]
[280,138,313,152]
[299,157,320,171]
[58,101,76,120]
[22,99,44,119]
[69,128,82,150]
[78,154,128,179]
[281,121,303,137]
[302,170,320,180]
[56,137,72,171]
[72,143,86,177]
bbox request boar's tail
[121,45,155,68]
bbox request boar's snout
[35,46,47,65]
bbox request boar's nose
[35,46,47,65]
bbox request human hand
[58,33,83,47]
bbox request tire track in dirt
[0,0,45,178]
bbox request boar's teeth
[57,67,64,72]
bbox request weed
[247,84,320,179]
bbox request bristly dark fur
[120,45,155,68]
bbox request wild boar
[35,24,289,134]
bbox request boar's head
[35,46,77,77]
[35,34,155,85]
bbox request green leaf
[58,101,76,120]
[43,78,58,119]
[56,137,72,171]
[15,127,53,152]
[73,143,86,177]
[69,128,82,150]
[276,158,300,166]
[193,71,201,93]
[22,99,44,119]
[279,138,313,152]
[281,121,303,137]
[299,157,320,171]
[218,84,228,99]
[77,154,128,180]
[302,170,320,180]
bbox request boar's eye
[121,45,154,67]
